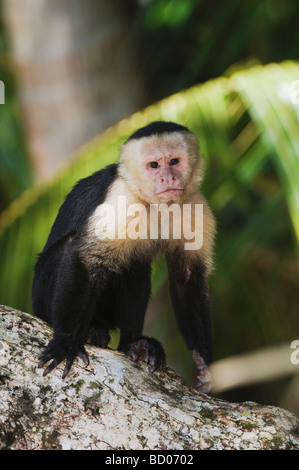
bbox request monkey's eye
[149,162,159,169]
[170,158,179,166]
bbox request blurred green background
[0,0,298,415]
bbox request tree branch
[0,304,298,450]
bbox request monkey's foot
[192,350,213,394]
[38,338,89,379]
[121,337,166,372]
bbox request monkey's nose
[160,176,176,185]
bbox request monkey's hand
[38,337,89,379]
[192,350,213,394]
[120,336,166,372]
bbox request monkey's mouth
[156,189,184,199]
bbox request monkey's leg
[86,294,116,347]
[86,326,110,348]
[38,248,94,378]
[116,261,166,372]
[32,242,65,325]
[167,254,213,393]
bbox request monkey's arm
[166,252,213,393]
[115,260,166,372]
[37,244,97,378]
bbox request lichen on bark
[0,304,298,450]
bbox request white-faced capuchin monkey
[32,121,216,393]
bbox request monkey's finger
[43,358,63,377]
[125,346,139,362]
[38,352,54,368]
[146,346,165,371]
[195,368,213,395]
[149,355,166,373]
[147,344,166,372]
[78,350,90,367]
[62,358,74,379]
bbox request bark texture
[0,304,298,450]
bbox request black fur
[32,122,213,388]
[126,121,190,142]
[32,161,166,376]
[166,250,212,364]
[32,164,118,325]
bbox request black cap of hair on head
[126,121,190,142]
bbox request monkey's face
[120,132,202,204]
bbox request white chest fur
[83,178,215,272]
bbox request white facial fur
[118,131,203,205]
